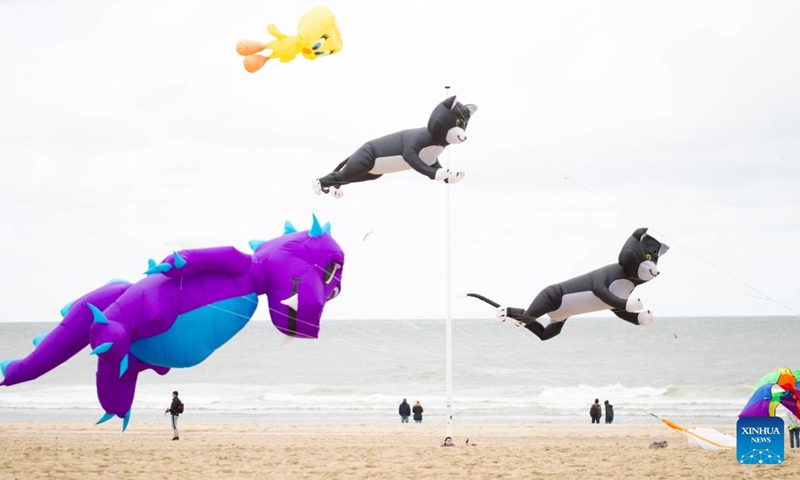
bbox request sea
[0,317,797,426]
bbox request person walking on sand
[590,399,602,424]
[413,400,424,424]
[399,398,411,423]
[604,400,614,424]
[165,391,183,440]
[787,411,800,448]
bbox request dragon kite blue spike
[144,259,158,276]
[60,301,74,318]
[248,240,265,252]
[309,214,324,237]
[119,354,129,378]
[33,332,49,347]
[122,410,131,432]
[284,220,298,235]
[96,412,115,425]
[144,261,172,276]
[88,304,109,324]
[90,342,114,356]
[323,222,331,234]
[1,359,15,377]
[173,252,187,269]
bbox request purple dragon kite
[0,215,344,430]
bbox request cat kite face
[618,228,670,281]
[427,96,478,146]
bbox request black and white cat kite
[313,96,477,198]
[467,228,669,341]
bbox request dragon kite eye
[324,262,342,284]
[328,286,340,300]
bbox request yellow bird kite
[236,6,343,73]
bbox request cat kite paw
[626,297,644,312]
[445,171,465,184]
[637,310,654,326]
[312,179,323,195]
[496,306,526,327]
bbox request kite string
[171,265,572,389]
[489,121,799,317]
[189,287,576,392]
[307,267,561,379]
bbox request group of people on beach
[590,398,614,424]
[398,398,424,423]
[164,393,617,440]
[162,394,428,440]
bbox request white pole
[444,85,454,438]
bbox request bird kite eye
[312,37,327,50]
[645,253,652,261]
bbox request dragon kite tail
[1,281,131,387]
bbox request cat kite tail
[312,95,478,198]
[467,228,668,341]
[236,6,343,73]
[0,216,344,431]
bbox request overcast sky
[1,0,798,323]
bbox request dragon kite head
[252,215,344,339]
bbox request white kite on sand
[653,415,736,451]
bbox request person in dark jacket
[399,398,411,423]
[164,391,182,440]
[412,400,424,423]
[604,400,614,424]
[590,399,602,424]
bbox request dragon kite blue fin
[96,412,115,425]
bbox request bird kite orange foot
[236,39,266,56]
[243,55,269,73]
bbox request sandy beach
[0,421,795,479]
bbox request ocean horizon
[1,316,797,426]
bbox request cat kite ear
[444,96,457,110]
[465,104,478,115]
